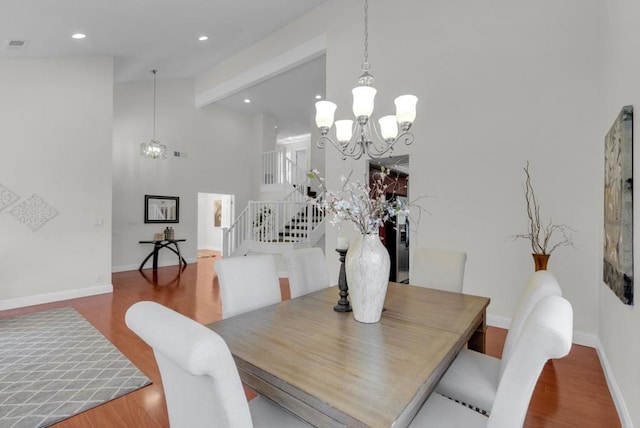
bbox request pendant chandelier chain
[363,0,369,67]
[152,69,157,141]
[139,69,167,159]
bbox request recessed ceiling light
[198,35,208,41]
[315,95,322,99]
[71,33,86,40]
[244,99,251,104]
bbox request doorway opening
[368,155,410,283]
[197,192,234,258]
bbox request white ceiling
[0,0,327,139]
[216,55,326,140]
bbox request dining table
[206,282,490,428]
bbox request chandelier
[140,69,167,159]
[314,0,418,160]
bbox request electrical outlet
[96,273,108,283]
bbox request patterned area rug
[0,307,151,427]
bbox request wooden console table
[138,239,187,270]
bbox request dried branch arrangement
[513,162,574,255]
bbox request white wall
[320,0,601,336]
[600,0,640,425]
[112,78,262,271]
[0,57,114,308]
[256,113,278,154]
[194,0,602,337]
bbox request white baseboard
[112,263,140,273]
[0,284,113,311]
[572,330,597,348]
[487,314,596,347]
[596,338,633,428]
[487,313,510,329]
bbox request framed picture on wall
[603,105,633,305]
[145,195,179,223]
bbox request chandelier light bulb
[335,120,354,143]
[378,115,399,141]
[315,101,337,130]
[352,86,377,119]
[394,95,418,124]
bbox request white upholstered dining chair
[282,247,331,299]
[411,248,467,292]
[435,270,562,414]
[125,301,311,428]
[215,254,282,319]
[409,294,573,428]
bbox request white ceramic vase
[345,233,390,323]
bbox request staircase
[221,150,325,258]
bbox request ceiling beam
[195,34,326,108]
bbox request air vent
[3,40,29,50]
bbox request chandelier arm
[339,132,365,160]
[360,120,395,159]
[372,132,414,158]
[398,131,415,147]
[316,129,365,160]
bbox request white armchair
[409,295,573,428]
[282,247,331,299]
[215,254,282,319]
[411,248,467,292]
[125,301,311,428]
[435,270,562,414]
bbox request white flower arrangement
[308,167,410,235]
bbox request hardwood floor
[0,255,619,427]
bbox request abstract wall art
[0,183,19,212]
[603,105,634,305]
[10,194,59,231]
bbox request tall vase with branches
[513,162,574,270]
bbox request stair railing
[223,151,323,257]
[262,150,284,186]
[221,206,250,258]
[223,199,325,257]
[261,150,309,190]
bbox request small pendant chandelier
[315,0,418,160]
[140,69,167,159]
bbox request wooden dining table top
[206,282,490,428]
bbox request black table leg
[152,243,160,270]
[165,243,187,267]
[139,239,188,271]
[139,251,155,270]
